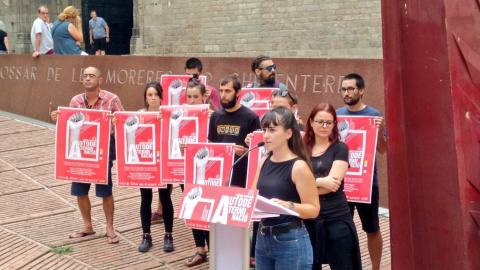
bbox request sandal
[184,251,207,267]
[104,233,120,244]
[68,231,96,239]
[151,211,163,221]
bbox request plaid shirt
[69,89,124,133]
[69,89,124,112]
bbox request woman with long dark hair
[252,107,320,269]
[303,103,362,269]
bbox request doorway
[81,0,133,55]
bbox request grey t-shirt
[89,17,107,39]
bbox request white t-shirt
[30,17,53,54]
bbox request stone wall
[132,0,383,58]
[2,0,382,58]
[0,0,80,54]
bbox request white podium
[210,224,250,270]
[209,195,299,270]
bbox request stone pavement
[0,113,391,270]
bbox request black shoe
[138,234,152,252]
[163,233,174,252]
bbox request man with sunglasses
[247,55,288,89]
[31,5,54,58]
[50,67,124,244]
[337,73,387,270]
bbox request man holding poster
[184,57,220,110]
[51,67,124,244]
[208,75,261,188]
[247,55,288,89]
[337,73,386,270]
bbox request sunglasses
[272,90,294,103]
[258,64,276,72]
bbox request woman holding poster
[183,77,212,267]
[134,81,175,253]
[253,107,320,269]
[303,103,362,270]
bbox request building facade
[1,0,382,58]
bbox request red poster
[160,75,207,105]
[184,143,235,186]
[337,116,378,203]
[177,184,258,230]
[239,88,276,109]
[114,112,165,188]
[160,105,210,184]
[251,108,270,118]
[246,131,267,189]
[55,107,111,184]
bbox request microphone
[226,141,266,187]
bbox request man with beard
[183,75,260,267]
[247,55,288,89]
[337,73,386,270]
[50,67,124,244]
[208,75,261,188]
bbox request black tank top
[257,156,301,226]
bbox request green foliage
[50,246,74,255]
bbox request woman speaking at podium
[252,107,320,269]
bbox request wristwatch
[288,201,295,210]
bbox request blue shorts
[71,160,113,197]
[348,187,380,233]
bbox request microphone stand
[225,142,265,187]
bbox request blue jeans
[255,223,313,270]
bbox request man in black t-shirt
[208,75,261,188]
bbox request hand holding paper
[254,195,299,217]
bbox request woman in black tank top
[303,103,362,270]
[252,107,320,270]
